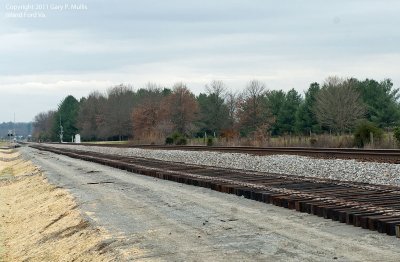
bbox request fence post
[370,132,374,148]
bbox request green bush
[175,137,187,145]
[309,137,317,147]
[207,137,213,146]
[165,137,174,145]
[166,132,187,145]
[393,127,400,145]
[354,120,383,148]
[171,132,181,142]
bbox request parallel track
[31,144,400,238]
[60,143,400,163]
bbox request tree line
[32,76,400,145]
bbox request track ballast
[60,143,400,163]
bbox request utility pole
[13,112,16,143]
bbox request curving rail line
[30,144,400,238]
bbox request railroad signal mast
[7,113,16,144]
[7,130,13,143]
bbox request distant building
[75,134,81,143]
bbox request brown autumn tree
[163,83,199,136]
[131,83,170,142]
[314,76,366,133]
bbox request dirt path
[19,146,400,261]
[0,149,119,261]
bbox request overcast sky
[1,0,399,122]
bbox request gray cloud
[1,0,400,121]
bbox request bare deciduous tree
[314,76,366,133]
[201,80,229,134]
[225,91,239,128]
[33,110,56,141]
[103,84,135,140]
[77,91,106,140]
[237,80,270,135]
[205,80,226,98]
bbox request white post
[370,132,374,148]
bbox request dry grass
[187,132,400,149]
[84,140,129,145]
[0,150,119,261]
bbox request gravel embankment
[46,144,400,186]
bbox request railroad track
[60,143,400,163]
[30,144,400,238]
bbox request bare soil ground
[0,149,119,261]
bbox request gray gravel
[46,144,400,187]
